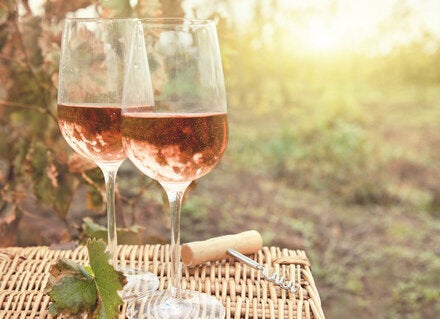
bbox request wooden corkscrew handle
[181,230,263,267]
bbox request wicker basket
[0,245,325,319]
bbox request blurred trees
[0,0,187,247]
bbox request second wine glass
[122,18,228,318]
[57,18,159,300]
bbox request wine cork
[181,230,263,267]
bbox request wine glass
[122,18,228,318]
[57,17,159,300]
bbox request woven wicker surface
[0,245,325,319]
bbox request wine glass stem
[162,182,190,300]
[101,165,121,266]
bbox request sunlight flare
[303,19,344,53]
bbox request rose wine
[122,112,228,183]
[58,104,125,164]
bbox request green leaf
[87,239,125,319]
[82,217,108,241]
[50,257,94,280]
[49,276,97,315]
[47,240,126,318]
[82,217,144,245]
[47,258,97,316]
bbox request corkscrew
[227,249,299,294]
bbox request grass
[175,69,440,318]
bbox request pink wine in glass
[122,112,228,183]
[58,104,126,164]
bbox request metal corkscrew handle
[227,249,299,294]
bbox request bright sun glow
[272,0,440,55]
[303,20,344,53]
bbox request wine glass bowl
[122,112,228,183]
[122,18,228,319]
[57,103,125,168]
[57,18,129,169]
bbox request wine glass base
[116,266,160,302]
[126,289,225,319]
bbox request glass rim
[64,17,139,23]
[138,17,215,26]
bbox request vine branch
[80,171,106,200]
[0,100,58,122]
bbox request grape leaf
[88,239,125,319]
[47,258,97,317]
[47,239,126,318]
[82,217,144,245]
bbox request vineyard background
[0,0,439,318]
